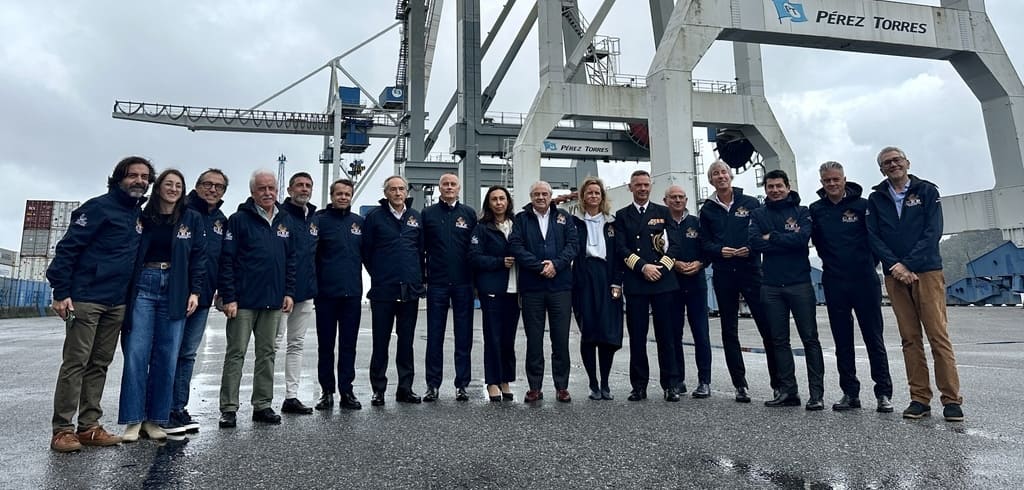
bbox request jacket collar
[186,190,223,215]
[282,197,317,219]
[108,186,147,209]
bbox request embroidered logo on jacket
[350,222,362,235]
[905,194,922,207]
[842,210,859,223]
[607,227,615,238]
[276,224,290,238]
[471,235,479,244]
[455,216,469,229]
[74,214,88,227]
[406,216,419,228]
[784,217,800,232]
[176,224,192,239]
[309,223,319,236]
[734,207,750,218]
[225,231,234,241]
[556,214,566,225]
[212,219,224,235]
[686,227,699,239]
[136,218,143,234]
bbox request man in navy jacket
[422,173,477,402]
[363,175,425,406]
[313,179,364,411]
[276,172,319,415]
[46,156,153,452]
[866,146,963,422]
[748,169,825,411]
[217,169,296,428]
[809,161,893,413]
[170,168,230,433]
[509,181,578,403]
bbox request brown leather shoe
[77,425,122,447]
[50,430,81,453]
[524,389,543,403]
[556,389,572,403]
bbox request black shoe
[501,392,514,401]
[764,393,801,407]
[281,398,313,415]
[218,412,236,429]
[396,389,422,404]
[627,389,647,402]
[252,408,282,424]
[423,387,439,402]
[735,387,751,403]
[589,389,602,400]
[179,409,200,434]
[455,388,469,402]
[832,395,862,411]
[339,392,362,410]
[315,393,334,411]
[902,401,931,419]
[692,383,711,399]
[805,399,825,411]
[675,382,688,395]
[943,403,964,422]
[601,389,614,401]
[664,388,680,402]
[876,396,894,413]
[370,391,385,406]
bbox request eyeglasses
[199,181,227,192]
[879,156,906,167]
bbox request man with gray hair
[866,146,963,422]
[510,181,578,403]
[217,169,296,428]
[809,161,893,413]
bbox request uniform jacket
[698,187,762,273]
[613,202,680,295]
[218,198,297,309]
[124,208,208,330]
[468,219,515,295]
[866,175,944,274]
[185,190,227,306]
[508,204,578,293]
[281,198,319,302]
[748,191,812,287]
[423,199,477,286]
[809,182,878,281]
[362,198,425,301]
[314,204,364,298]
[666,212,708,289]
[47,187,146,306]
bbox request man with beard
[47,156,153,452]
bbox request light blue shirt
[887,180,911,218]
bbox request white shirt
[711,190,733,212]
[633,201,649,214]
[496,219,517,293]
[583,212,607,259]
[533,207,550,240]
[390,203,405,220]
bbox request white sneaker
[122,423,141,443]
[141,421,167,440]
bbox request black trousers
[314,296,362,395]
[762,282,825,400]
[625,291,679,391]
[822,275,893,398]
[672,284,712,385]
[712,268,778,390]
[520,290,571,391]
[369,299,418,393]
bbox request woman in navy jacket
[468,186,519,401]
[571,177,623,401]
[118,169,206,441]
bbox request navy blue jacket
[315,204,364,298]
[572,213,623,285]
[219,199,297,309]
[125,209,208,329]
[866,175,944,274]
[282,198,319,302]
[185,190,227,306]
[809,182,878,281]
[667,213,708,289]
[47,187,145,306]
[362,198,425,301]
[748,191,812,287]
[698,187,762,274]
[509,204,578,293]
[468,220,515,295]
[422,200,477,286]
[614,203,680,295]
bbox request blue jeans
[171,306,210,412]
[424,284,475,389]
[118,269,185,424]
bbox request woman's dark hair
[143,169,187,224]
[480,185,512,223]
[107,156,155,189]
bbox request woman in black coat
[468,186,519,401]
[571,177,623,400]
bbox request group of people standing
[46,145,965,454]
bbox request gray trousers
[52,302,124,433]
[220,309,281,412]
